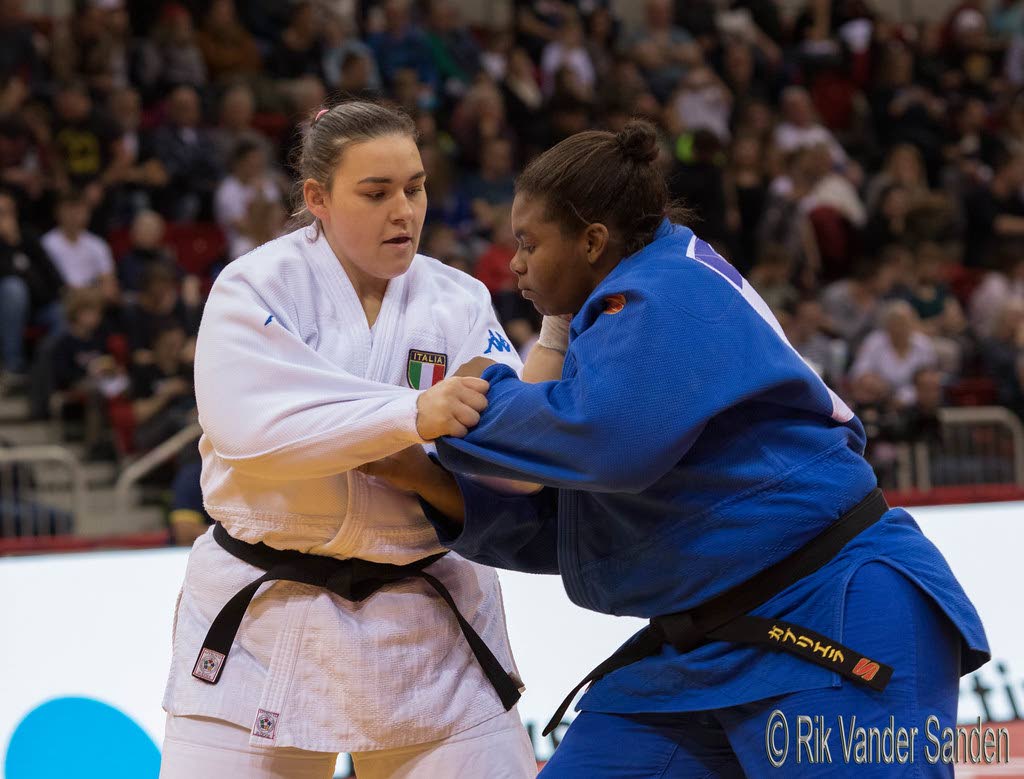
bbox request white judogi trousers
[159,706,537,779]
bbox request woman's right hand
[415,376,489,440]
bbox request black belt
[544,488,893,736]
[192,523,522,711]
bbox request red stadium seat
[106,226,133,262]
[164,222,227,277]
[947,377,997,406]
[945,264,985,307]
[107,395,136,456]
[251,112,291,144]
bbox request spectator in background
[0,0,42,85]
[724,132,767,274]
[267,1,324,81]
[979,298,1024,416]
[120,264,201,361]
[151,85,222,220]
[899,241,968,373]
[962,152,1024,267]
[668,129,729,249]
[420,143,473,233]
[50,287,125,458]
[335,49,381,99]
[948,96,1005,178]
[129,324,195,452]
[104,86,168,222]
[135,3,207,99]
[208,84,273,167]
[0,189,64,382]
[449,78,514,169]
[773,85,848,166]
[779,297,846,386]
[196,0,262,84]
[821,256,898,349]
[322,12,382,95]
[368,0,438,93]
[424,0,481,99]
[0,75,50,229]
[902,367,946,445]
[746,242,798,311]
[117,210,178,293]
[461,136,515,235]
[65,0,132,97]
[668,61,733,143]
[41,191,118,304]
[864,143,931,214]
[500,47,545,154]
[625,0,695,101]
[970,249,1024,339]
[50,81,120,211]
[540,15,595,99]
[869,41,946,176]
[850,299,939,407]
[214,139,282,259]
[863,183,912,251]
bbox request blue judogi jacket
[431,220,989,714]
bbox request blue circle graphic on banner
[6,697,160,779]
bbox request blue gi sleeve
[420,478,560,574]
[436,289,746,493]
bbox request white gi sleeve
[194,272,425,481]
[449,282,523,374]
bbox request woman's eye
[406,186,424,196]
[365,192,387,201]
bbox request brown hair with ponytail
[515,119,691,257]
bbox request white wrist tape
[537,316,570,354]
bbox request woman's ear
[584,222,610,266]
[303,178,329,223]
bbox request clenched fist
[415,376,489,440]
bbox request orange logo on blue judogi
[603,294,626,314]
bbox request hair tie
[314,108,329,123]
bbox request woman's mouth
[383,236,412,245]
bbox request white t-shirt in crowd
[214,175,281,260]
[41,228,115,288]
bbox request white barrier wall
[0,502,1020,777]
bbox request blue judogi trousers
[542,563,961,777]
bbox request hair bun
[615,120,659,165]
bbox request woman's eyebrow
[357,171,427,184]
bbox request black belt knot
[191,523,522,711]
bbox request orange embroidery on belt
[603,294,626,314]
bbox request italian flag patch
[407,349,448,389]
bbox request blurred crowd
[4,0,1024,532]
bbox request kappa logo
[483,329,511,355]
[252,709,280,740]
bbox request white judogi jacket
[162,228,524,752]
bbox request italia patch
[408,349,447,389]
